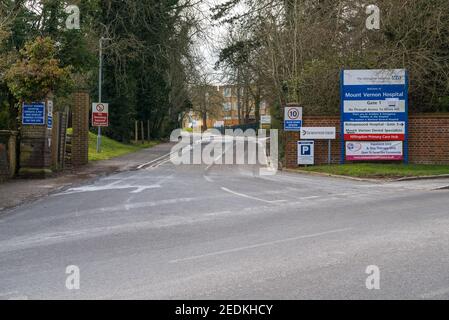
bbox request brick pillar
[285,131,300,168]
[19,98,53,177]
[0,131,17,181]
[8,131,18,177]
[284,104,301,168]
[71,91,89,167]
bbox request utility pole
[97,37,111,153]
[237,69,241,125]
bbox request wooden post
[135,120,138,144]
[141,121,144,144]
[147,120,150,142]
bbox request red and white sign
[92,103,109,127]
[346,141,403,161]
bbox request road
[0,136,449,300]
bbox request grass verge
[299,163,449,179]
[87,131,158,161]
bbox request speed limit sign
[284,106,303,131]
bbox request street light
[97,37,112,153]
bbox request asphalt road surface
[1,137,449,300]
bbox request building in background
[218,85,270,127]
[183,85,271,130]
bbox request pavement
[0,137,449,300]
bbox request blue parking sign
[298,141,314,165]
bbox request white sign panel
[47,100,54,115]
[300,127,336,140]
[343,69,406,86]
[284,106,303,131]
[261,115,272,124]
[344,122,406,135]
[298,141,314,165]
[343,100,406,113]
[346,141,403,161]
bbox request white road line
[53,184,161,196]
[203,210,233,217]
[170,228,353,263]
[299,196,321,200]
[137,152,174,169]
[203,175,214,183]
[221,187,286,204]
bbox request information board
[341,69,408,162]
[23,102,45,125]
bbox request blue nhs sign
[23,102,45,125]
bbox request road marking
[203,175,214,183]
[203,210,232,217]
[54,184,161,195]
[137,152,174,169]
[221,187,286,204]
[170,228,352,263]
[299,196,321,200]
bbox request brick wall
[71,91,89,167]
[285,114,449,167]
[285,116,341,168]
[408,115,449,165]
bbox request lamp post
[97,37,111,153]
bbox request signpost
[341,69,408,163]
[300,127,336,165]
[298,141,315,165]
[92,103,109,127]
[300,127,336,140]
[96,37,111,153]
[22,102,45,125]
[261,115,272,129]
[284,106,303,131]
